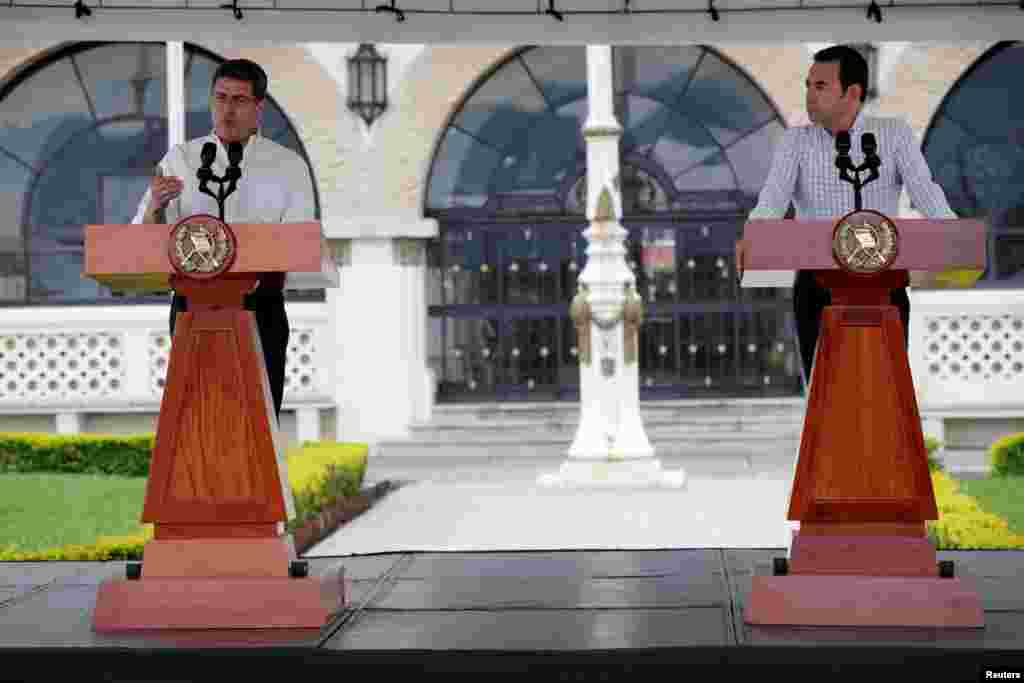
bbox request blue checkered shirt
[748,110,956,220]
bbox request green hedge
[990,432,1024,477]
[925,434,943,472]
[0,438,368,561]
[0,433,153,476]
[928,470,1024,549]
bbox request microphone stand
[837,134,881,211]
[197,145,243,221]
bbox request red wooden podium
[736,215,987,628]
[83,218,342,632]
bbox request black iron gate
[427,217,802,403]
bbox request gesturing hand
[148,169,184,212]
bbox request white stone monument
[539,46,685,490]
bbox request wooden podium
[736,215,987,628]
[83,218,341,632]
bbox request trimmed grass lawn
[955,474,1024,535]
[2,468,1023,555]
[0,473,148,553]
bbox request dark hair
[813,45,868,103]
[211,59,268,101]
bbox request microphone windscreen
[861,132,877,156]
[201,142,217,168]
[835,130,851,154]
[227,141,244,167]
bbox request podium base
[92,536,344,632]
[744,574,985,628]
[93,574,344,632]
[537,458,686,489]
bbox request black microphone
[226,141,243,181]
[861,132,880,170]
[835,130,852,171]
[197,142,216,183]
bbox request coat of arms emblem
[168,214,237,279]
[832,209,899,275]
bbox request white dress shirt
[748,109,956,220]
[131,129,315,225]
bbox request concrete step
[420,399,806,427]
[377,436,802,460]
[382,399,807,461]
[401,426,802,443]
[363,448,800,483]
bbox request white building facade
[1,39,1022,454]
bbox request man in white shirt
[748,44,957,386]
[132,59,315,419]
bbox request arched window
[923,41,1024,288]
[0,42,321,306]
[424,46,801,403]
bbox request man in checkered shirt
[748,44,957,386]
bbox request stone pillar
[55,412,83,435]
[539,46,684,489]
[295,406,320,443]
[329,234,433,445]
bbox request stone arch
[419,45,801,402]
[876,42,991,134]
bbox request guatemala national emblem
[168,214,237,279]
[832,209,899,275]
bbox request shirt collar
[208,128,261,165]
[819,107,866,140]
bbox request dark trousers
[169,292,289,419]
[792,270,909,387]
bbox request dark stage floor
[2,549,1023,681]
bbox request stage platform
[2,549,1023,681]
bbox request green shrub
[285,441,369,532]
[0,439,369,561]
[0,433,153,476]
[924,434,944,472]
[927,470,1024,549]
[989,432,1024,477]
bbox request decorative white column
[539,45,684,489]
[166,41,185,148]
[330,235,433,444]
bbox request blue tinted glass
[646,108,720,181]
[490,114,581,192]
[0,58,93,172]
[938,46,1024,141]
[614,46,702,104]
[675,52,775,148]
[75,43,166,121]
[428,46,783,213]
[0,161,31,302]
[924,43,1024,285]
[924,116,975,213]
[674,151,735,193]
[27,118,169,301]
[0,44,171,303]
[428,127,501,209]
[618,94,672,154]
[454,59,547,144]
[725,120,785,196]
[520,46,587,109]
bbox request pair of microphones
[836,130,881,182]
[197,140,244,221]
[835,130,880,212]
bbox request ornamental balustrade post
[539,45,684,489]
